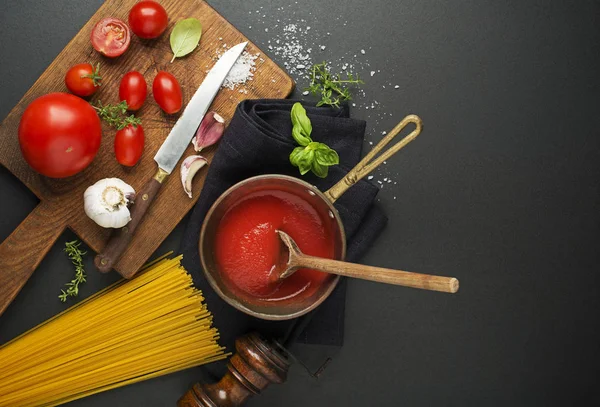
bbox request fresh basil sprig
[289,103,339,178]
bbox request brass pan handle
[324,114,423,203]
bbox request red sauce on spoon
[214,189,335,301]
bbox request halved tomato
[91,17,131,58]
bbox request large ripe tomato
[152,71,182,114]
[119,71,147,111]
[129,1,168,39]
[18,93,102,178]
[115,124,145,166]
[65,63,102,97]
[91,17,131,57]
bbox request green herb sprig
[306,62,364,108]
[93,100,141,130]
[59,240,87,302]
[289,102,339,178]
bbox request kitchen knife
[95,42,248,276]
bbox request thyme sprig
[305,62,364,108]
[93,100,141,130]
[59,240,87,302]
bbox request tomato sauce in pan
[214,189,335,301]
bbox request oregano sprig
[93,100,141,130]
[306,62,364,108]
[59,240,87,302]
[289,102,339,178]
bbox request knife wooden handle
[95,169,167,277]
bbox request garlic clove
[84,178,135,228]
[180,155,208,198]
[191,111,225,152]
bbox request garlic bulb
[84,178,135,228]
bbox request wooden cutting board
[0,0,293,315]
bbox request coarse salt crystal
[382,131,387,135]
[394,85,399,89]
[370,71,376,76]
[368,176,374,180]
[302,90,309,95]
[360,49,365,54]
[222,51,258,90]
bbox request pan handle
[324,114,422,203]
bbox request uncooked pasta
[0,255,227,407]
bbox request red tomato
[115,124,145,166]
[18,93,102,178]
[65,63,102,97]
[152,71,182,114]
[129,1,168,39]
[90,17,131,57]
[119,71,147,111]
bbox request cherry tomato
[152,71,182,114]
[18,93,102,178]
[115,124,145,166]
[119,71,147,111]
[129,1,168,39]
[90,17,131,58]
[65,63,102,97]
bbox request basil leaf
[311,160,328,178]
[315,146,340,166]
[291,103,312,138]
[170,18,202,63]
[297,150,314,175]
[289,146,305,166]
[292,126,311,146]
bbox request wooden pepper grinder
[178,332,290,407]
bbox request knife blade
[155,41,248,174]
[95,41,248,277]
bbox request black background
[1,0,599,406]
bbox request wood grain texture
[178,332,290,407]
[0,0,293,315]
[277,230,459,293]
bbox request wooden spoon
[275,230,459,294]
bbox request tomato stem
[82,63,103,87]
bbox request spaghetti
[0,255,228,407]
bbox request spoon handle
[295,256,459,293]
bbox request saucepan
[200,115,453,320]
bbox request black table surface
[1,1,599,406]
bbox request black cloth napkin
[179,99,387,359]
